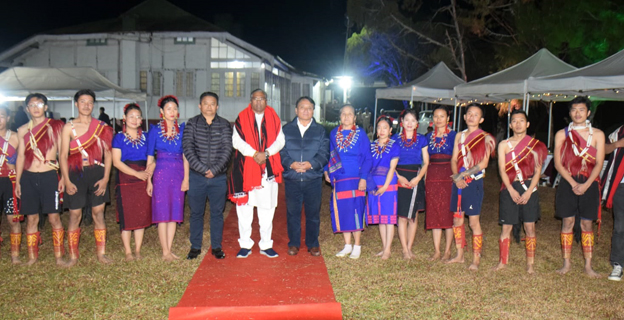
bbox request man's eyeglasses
[27,102,45,109]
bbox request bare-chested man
[494,110,547,274]
[60,89,113,266]
[553,96,604,278]
[15,93,67,266]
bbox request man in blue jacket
[280,96,330,256]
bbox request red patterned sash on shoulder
[457,129,495,170]
[561,129,597,178]
[0,134,16,176]
[24,119,64,170]
[68,119,113,171]
[503,135,547,187]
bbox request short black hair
[0,105,10,118]
[250,89,267,99]
[465,103,484,118]
[123,103,142,115]
[100,107,105,112]
[569,96,591,111]
[399,108,417,122]
[200,92,219,105]
[295,96,315,109]
[510,109,528,121]
[25,93,48,106]
[74,89,96,103]
[433,104,449,116]
[376,115,393,128]
[340,104,355,115]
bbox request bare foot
[171,253,180,260]
[381,251,391,260]
[10,256,21,265]
[125,253,135,262]
[162,254,174,261]
[375,251,383,257]
[66,259,78,268]
[409,251,417,259]
[55,258,70,268]
[584,266,601,278]
[403,251,413,260]
[556,260,571,275]
[446,253,464,264]
[526,264,535,274]
[428,252,441,261]
[25,258,37,266]
[468,263,479,271]
[493,262,506,271]
[97,254,113,264]
[441,251,451,262]
[135,252,143,261]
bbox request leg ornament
[581,231,594,260]
[52,228,66,258]
[453,225,466,249]
[68,228,81,260]
[10,233,21,258]
[561,232,573,259]
[26,232,41,260]
[472,234,483,257]
[94,229,107,256]
[525,236,536,265]
[499,238,510,265]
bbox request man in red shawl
[494,110,547,274]
[228,89,284,258]
[446,103,495,271]
[0,106,20,263]
[604,123,624,281]
[15,93,66,266]
[60,89,113,267]
[554,96,604,278]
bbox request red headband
[158,95,179,107]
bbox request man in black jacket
[280,96,330,256]
[183,92,232,260]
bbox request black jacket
[280,117,329,181]
[183,114,232,176]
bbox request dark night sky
[0,0,347,77]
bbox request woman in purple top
[112,103,152,261]
[393,109,429,259]
[146,95,189,261]
[424,105,457,261]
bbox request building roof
[46,0,222,34]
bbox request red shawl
[24,119,64,170]
[560,128,597,178]
[457,129,495,171]
[68,118,113,172]
[502,135,548,189]
[0,134,16,176]
[228,105,283,205]
[603,126,624,208]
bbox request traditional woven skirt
[396,164,425,220]
[425,154,453,229]
[116,160,152,231]
[367,174,398,225]
[330,176,366,233]
[152,152,184,223]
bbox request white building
[0,0,326,123]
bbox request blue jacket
[280,117,330,181]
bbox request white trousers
[237,204,276,250]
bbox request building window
[225,72,234,97]
[236,72,246,97]
[176,71,184,97]
[152,71,162,96]
[251,72,260,91]
[302,83,310,97]
[86,39,107,46]
[211,38,250,59]
[211,73,220,94]
[174,37,195,44]
[140,71,148,92]
[186,72,194,97]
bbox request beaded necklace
[372,138,393,159]
[336,125,357,151]
[159,120,180,144]
[123,129,145,149]
[429,126,450,151]
[400,130,417,148]
[568,120,593,157]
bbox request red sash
[502,136,548,189]
[561,129,597,178]
[457,129,495,171]
[0,135,16,176]
[68,118,113,171]
[24,119,64,170]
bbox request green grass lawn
[1,165,623,319]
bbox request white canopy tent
[455,48,577,110]
[374,62,465,130]
[0,67,146,125]
[528,48,624,101]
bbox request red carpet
[169,185,342,320]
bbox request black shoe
[211,248,226,259]
[186,248,202,260]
